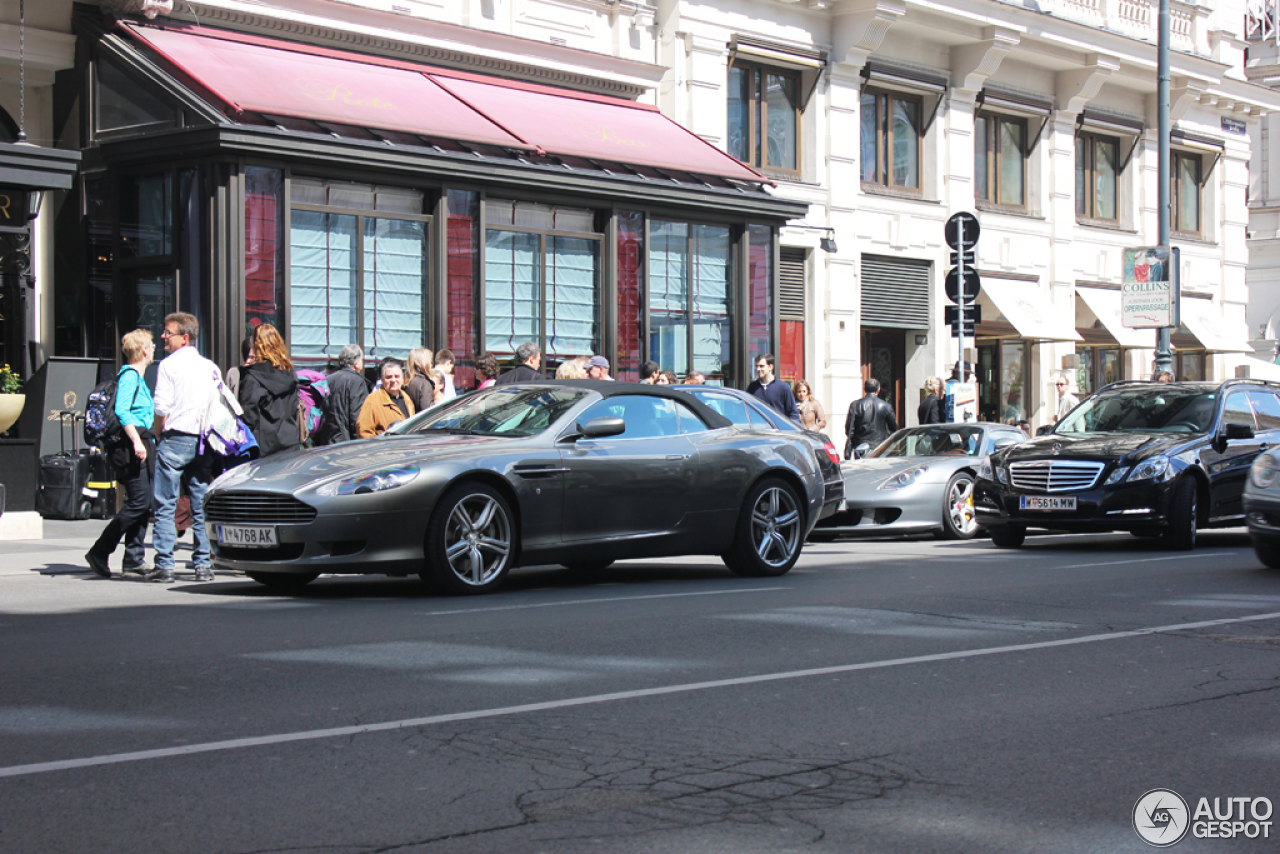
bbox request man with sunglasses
[147,313,221,583]
[1054,374,1079,424]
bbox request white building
[3,0,1277,437]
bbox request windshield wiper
[424,426,481,435]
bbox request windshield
[875,426,985,458]
[387,387,588,438]
[1055,388,1217,434]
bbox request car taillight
[822,441,842,468]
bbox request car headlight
[880,465,928,490]
[1105,466,1130,485]
[1127,456,1170,483]
[316,465,420,496]
[978,459,993,481]
[1252,452,1279,489]
[996,464,1008,484]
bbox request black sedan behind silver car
[205,381,827,593]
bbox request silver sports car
[813,422,1025,540]
[205,381,827,593]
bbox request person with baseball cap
[585,356,613,381]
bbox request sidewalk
[0,519,206,579]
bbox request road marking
[3,610,1279,780]
[1055,552,1235,570]
[415,587,789,616]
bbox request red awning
[121,25,528,149]
[121,23,765,183]
[429,73,764,182]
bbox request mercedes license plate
[1019,496,1077,511]
[217,525,278,547]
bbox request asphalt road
[1,522,1278,853]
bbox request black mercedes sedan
[974,379,1280,549]
[205,381,827,593]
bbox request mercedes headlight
[1105,466,1130,485]
[996,465,1008,484]
[316,465,420,496]
[978,459,993,481]
[1127,456,1170,483]
[881,465,928,490]
[1251,452,1279,490]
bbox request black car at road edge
[974,379,1280,550]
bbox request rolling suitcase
[36,411,94,520]
[86,452,118,520]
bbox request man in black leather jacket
[322,344,371,445]
[845,378,899,459]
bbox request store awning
[1177,299,1253,353]
[121,22,766,183]
[1075,287,1149,348]
[977,278,1082,341]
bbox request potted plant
[0,364,24,436]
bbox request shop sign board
[1122,246,1180,329]
[945,381,978,423]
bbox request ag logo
[1134,788,1190,846]
[63,390,77,409]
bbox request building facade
[4,0,1277,432]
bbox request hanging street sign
[1121,246,1180,329]
[945,211,981,250]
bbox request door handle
[666,454,687,461]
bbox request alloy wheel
[443,493,513,586]
[750,486,802,568]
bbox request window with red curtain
[616,211,644,382]
[244,167,284,333]
[446,189,479,389]
[747,224,774,363]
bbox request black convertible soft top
[504,379,735,430]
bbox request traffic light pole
[956,221,967,381]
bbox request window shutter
[860,255,930,328]
[779,247,806,321]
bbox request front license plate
[1019,496,1077,511]
[217,525,278,547]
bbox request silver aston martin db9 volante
[205,381,827,593]
[813,422,1025,540]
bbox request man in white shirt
[1054,374,1080,423]
[147,312,221,583]
[434,348,457,400]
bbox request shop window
[1175,351,1205,381]
[747,224,774,363]
[288,178,430,367]
[245,167,285,332]
[483,201,601,361]
[616,211,644,382]
[1075,132,1118,221]
[975,113,1026,209]
[446,189,480,388]
[117,171,171,259]
[1172,151,1202,236]
[977,340,1029,425]
[1074,347,1122,395]
[727,63,801,175]
[649,221,733,382]
[93,57,176,136]
[861,90,921,191]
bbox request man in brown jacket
[357,358,416,438]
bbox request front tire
[423,482,515,595]
[246,571,319,592]
[1167,477,1198,551]
[990,524,1026,548]
[940,472,978,540]
[1255,541,1280,569]
[723,478,804,577]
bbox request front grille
[205,492,317,525]
[1009,460,1105,493]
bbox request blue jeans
[152,434,212,570]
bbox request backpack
[295,369,330,447]
[83,367,139,448]
[199,369,253,457]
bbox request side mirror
[854,443,871,459]
[579,416,625,439]
[994,438,1020,451]
[1224,422,1255,441]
